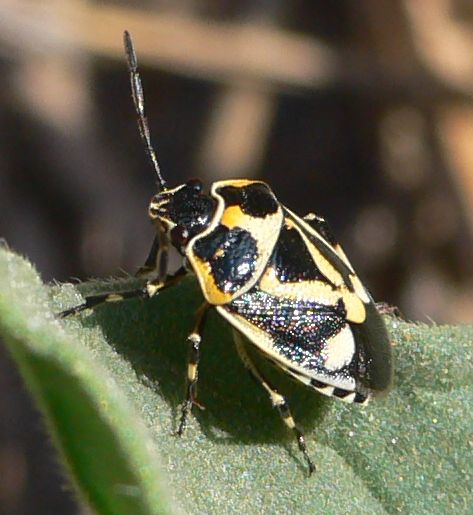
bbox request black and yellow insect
[60,31,393,476]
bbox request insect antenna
[123,30,167,191]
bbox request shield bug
[60,31,393,476]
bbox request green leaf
[0,247,472,514]
[0,248,174,515]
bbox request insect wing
[287,209,393,394]
[218,209,393,401]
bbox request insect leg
[59,267,187,318]
[157,227,169,284]
[233,330,316,476]
[136,228,169,280]
[177,302,210,436]
[136,236,159,277]
[58,288,149,318]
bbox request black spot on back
[287,209,354,291]
[192,224,229,260]
[270,224,325,282]
[218,183,279,217]
[193,225,258,293]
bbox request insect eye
[170,225,189,248]
[186,178,203,192]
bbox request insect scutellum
[59,30,393,478]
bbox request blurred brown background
[0,1,472,513]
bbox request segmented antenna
[123,30,166,190]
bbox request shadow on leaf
[84,277,329,452]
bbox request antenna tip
[123,30,137,69]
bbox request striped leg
[136,227,170,282]
[233,330,316,476]
[59,287,149,318]
[157,228,169,284]
[59,267,187,318]
[177,302,210,436]
[136,236,159,277]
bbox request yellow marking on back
[349,273,371,304]
[190,258,234,304]
[280,216,367,322]
[259,267,340,305]
[285,211,369,303]
[322,325,355,371]
[259,267,365,323]
[220,205,246,228]
[300,232,344,287]
[341,289,366,323]
[287,208,349,266]
[285,218,344,287]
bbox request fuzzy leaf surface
[0,248,471,514]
